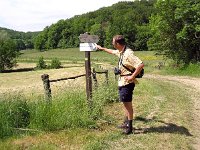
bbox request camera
[114,67,121,75]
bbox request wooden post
[92,68,98,88]
[79,32,99,113]
[85,51,92,109]
[41,74,52,103]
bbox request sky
[0,0,132,32]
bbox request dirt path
[145,74,200,150]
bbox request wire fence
[41,68,109,102]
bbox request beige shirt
[112,47,143,87]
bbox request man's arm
[131,63,144,78]
[125,63,144,81]
[96,45,114,54]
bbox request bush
[36,57,61,69]
[36,56,46,69]
[50,58,61,69]
[0,38,18,72]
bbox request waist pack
[135,68,144,78]
[122,63,144,78]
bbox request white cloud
[0,0,132,32]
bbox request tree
[0,30,18,72]
[135,25,151,51]
[15,39,26,50]
[148,0,200,64]
[34,27,49,50]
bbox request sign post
[79,33,99,109]
[85,51,92,104]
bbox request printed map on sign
[79,33,99,43]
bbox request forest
[33,0,156,51]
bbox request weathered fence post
[41,74,52,103]
[85,51,93,109]
[92,68,98,88]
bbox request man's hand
[96,45,114,54]
[124,75,135,82]
[96,45,103,50]
[124,63,144,81]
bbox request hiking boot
[122,120,133,135]
[118,122,129,129]
[118,116,128,129]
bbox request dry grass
[0,63,86,95]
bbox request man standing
[96,35,144,134]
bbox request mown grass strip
[83,78,193,150]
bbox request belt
[120,74,132,76]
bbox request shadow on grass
[0,65,84,73]
[1,68,35,73]
[134,116,192,136]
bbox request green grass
[82,78,193,150]
[0,77,117,138]
[17,49,166,75]
[162,62,200,77]
[0,78,194,149]
[18,48,118,64]
[18,48,162,63]
[18,48,200,78]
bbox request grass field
[0,48,198,149]
[0,48,164,94]
[0,78,194,150]
[17,48,164,69]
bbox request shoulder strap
[121,63,134,73]
[118,46,135,73]
[119,47,144,78]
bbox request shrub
[0,38,18,72]
[36,56,46,69]
[50,58,61,69]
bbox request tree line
[34,0,156,51]
[0,27,39,50]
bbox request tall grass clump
[0,94,30,138]
[0,91,95,138]
[0,77,118,139]
[91,77,118,119]
[29,90,96,131]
